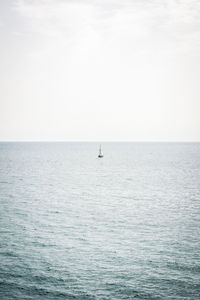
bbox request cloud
[0,1,200,140]
[12,0,200,58]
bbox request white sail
[98,145,103,157]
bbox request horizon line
[0,140,200,143]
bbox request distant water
[0,142,200,300]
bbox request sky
[0,0,200,141]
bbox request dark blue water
[0,142,200,299]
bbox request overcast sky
[0,0,200,141]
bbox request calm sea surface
[0,142,200,299]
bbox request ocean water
[0,142,200,300]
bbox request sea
[0,142,200,300]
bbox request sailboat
[98,144,103,158]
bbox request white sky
[0,0,200,141]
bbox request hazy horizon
[0,140,200,143]
[1,0,200,141]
